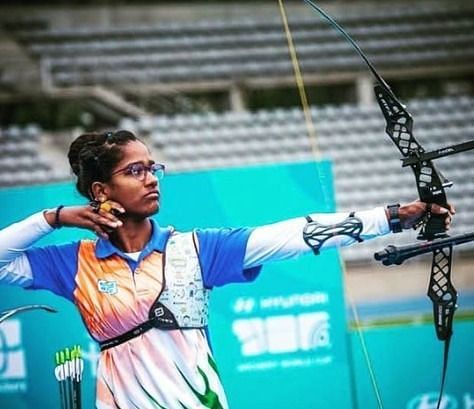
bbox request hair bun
[67,133,103,176]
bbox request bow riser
[374,85,449,239]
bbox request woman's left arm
[244,201,453,268]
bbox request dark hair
[68,130,138,199]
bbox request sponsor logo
[407,393,457,409]
[438,147,455,155]
[408,393,474,409]
[97,280,118,295]
[0,320,27,393]
[233,297,256,314]
[154,307,165,317]
[231,293,333,373]
[232,292,329,315]
[232,311,330,356]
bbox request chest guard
[98,232,210,351]
[151,232,210,329]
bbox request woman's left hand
[399,200,455,230]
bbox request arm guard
[303,212,363,255]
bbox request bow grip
[419,212,449,240]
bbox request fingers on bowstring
[88,200,124,227]
[89,199,125,216]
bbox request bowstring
[277,0,320,160]
[276,1,384,408]
[346,273,384,409]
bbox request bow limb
[429,245,456,409]
[429,246,457,342]
[277,1,384,407]
[0,304,57,324]
[376,235,460,409]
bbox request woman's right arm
[0,211,54,286]
[0,203,124,288]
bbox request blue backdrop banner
[1,161,473,409]
[0,160,357,409]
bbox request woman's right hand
[44,201,125,239]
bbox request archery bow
[0,304,57,324]
[300,1,474,408]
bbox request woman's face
[104,140,161,218]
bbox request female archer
[0,130,453,409]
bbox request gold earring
[99,201,113,213]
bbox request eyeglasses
[111,162,165,181]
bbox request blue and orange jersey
[24,219,261,409]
